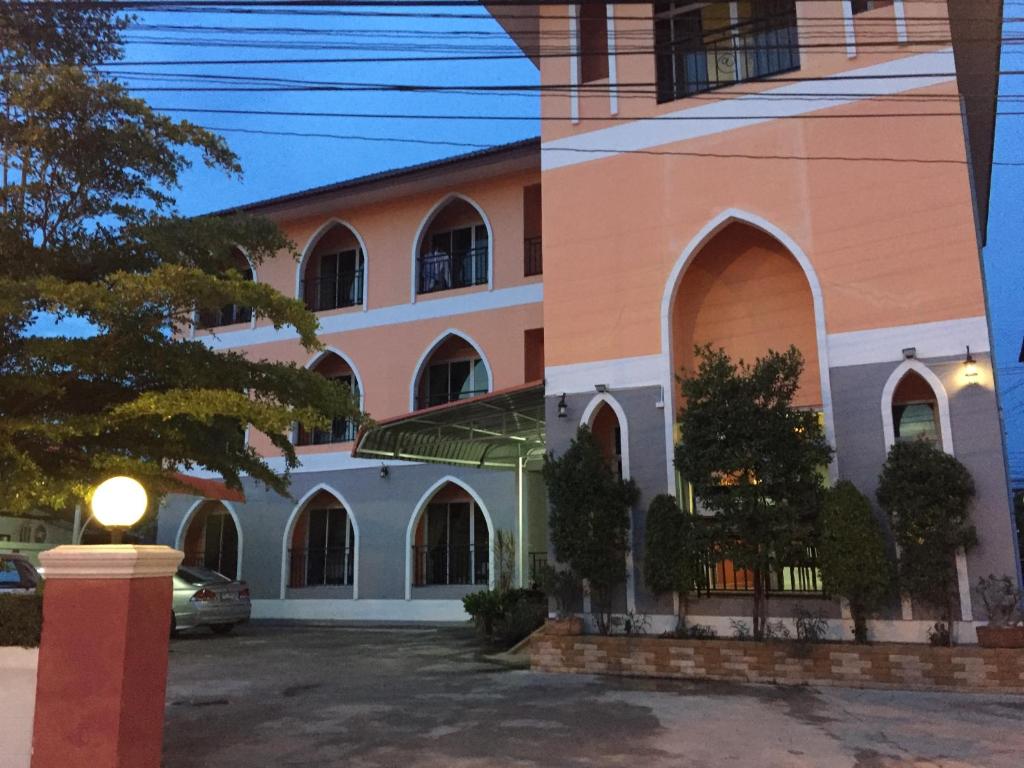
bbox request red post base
[31,546,183,768]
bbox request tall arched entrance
[179,501,240,579]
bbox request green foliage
[462,588,545,647]
[793,608,830,644]
[976,574,1024,627]
[537,564,581,620]
[818,481,895,643]
[544,426,639,635]
[0,594,42,648]
[643,494,708,599]
[877,440,976,636]
[675,345,832,639]
[493,530,516,594]
[0,4,362,512]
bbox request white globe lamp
[91,476,148,544]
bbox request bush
[462,590,505,638]
[537,564,580,619]
[0,594,42,648]
[877,440,976,643]
[643,494,708,622]
[818,481,895,643]
[463,588,546,647]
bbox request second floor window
[423,358,488,409]
[297,366,360,445]
[419,225,488,294]
[198,252,253,329]
[654,0,800,103]
[305,248,364,312]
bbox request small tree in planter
[544,425,639,635]
[675,346,832,640]
[643,494,709,629]
[877,440,976,645]
[817,481,895,643]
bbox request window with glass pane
[893,403,939,444]
[419,224,488,293]
[314,249,363,311]
[425,358,488,407]
[305,508,353,586]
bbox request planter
[976,625,1024,649]
[0,646,39,768]
[544,617,583,636]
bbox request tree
[543,425,638,634]
[643,493,709,627]
[675,345,832,640]
[818,481,895,643]
[877,440,976,643]
[0,3,361,514]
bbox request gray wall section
[158,463,518,601]
[545,353,1017,622]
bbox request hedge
[0,594,43,648]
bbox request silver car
[172,565,251,636]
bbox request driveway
[164,624,1024,768]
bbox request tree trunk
[752,567,766,640]
[851,601,868,644]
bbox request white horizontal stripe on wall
[827,316,990,368]
[541,48,956,171]
[200,282,543,351]
[252,598,469,622]
[545,353,667,396]
[179,454,411,480]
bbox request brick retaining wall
[531,634,1024,694]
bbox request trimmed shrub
[463,588,546,647]
[463,590,504,638]
[0,594,43,648]
[643,494,709,622]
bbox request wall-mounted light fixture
[557,393,568,418]
[902,347,917,360]
[963,346,979,378]
[594,383,608,393]
[379,463,390,479]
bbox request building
[159,0,1018,640]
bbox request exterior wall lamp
[557,393,568,418]
[91,476,147,544]
[963,346,979,378]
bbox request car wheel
[170,612,178,638]
[210,623,235,635]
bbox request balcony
[524,236,542,277]
[655,1,800,103]
[297,417,358,446]
[697,544,824,596]
[302,270,363,312]
[197,303,252,329]
[417,246,488,295]
[288,546,354,588]
[411,544,489,587]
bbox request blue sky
[44,5,1024,481]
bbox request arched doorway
[299,221,365,312]
[411,332,490,411]
[178,501,241,579]
[408,480,492,594]
[669,220,822,411]
[414,196,490,295]
[285,488,356,592]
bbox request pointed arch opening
[411,331,491,411]
[414,195,491,297]
[197,248,255,329]
[298,350,362,445]
[406,478,494,598]
[881,360,953,455]
[299,221,366,312]
[176,500,242,579]
[283,486,358,597]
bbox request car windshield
[176,565,231,586]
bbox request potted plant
[976,574,1024,648]
[539,565,583,635]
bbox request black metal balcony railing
[656,7,800,103]
[182,548,238,577]
[417,246,488,294]
[297,418,358,446]
[416,389,488,411]
[302,270,363,312]
[411,544,489,587]
[198,303,252,329]
[697,545,824,595]
[524,236,543,277]
[288,546,354,588]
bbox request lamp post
[90,476,147,544]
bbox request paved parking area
[165,624,1024,768]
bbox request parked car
[0,553,41,594]
[171,565,250,636]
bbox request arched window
[301,223,365,312]
[416,197,489,295]
[413,334,489,410]
[411,483,489,588]
[198,249,254,329]
[590,402,623,479]
[891,370,941,446]
[298,352,361,445]
[178,501,241,579]
[287,490,355,589]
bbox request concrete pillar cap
[38,545,184,580]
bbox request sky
[36,3,1024,483]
